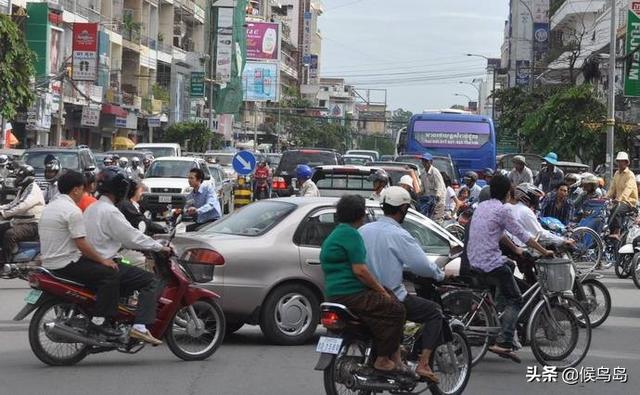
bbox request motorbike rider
[606,152,638,239]
[0,154,10,180]
[254,160,271,199]
[0,164,44,265]
[130,157,145,180]
[43,156,62,203]
[119,180,166,236]
[369,169,389,201]
[296,164,320,197]
[507,183,575,285]
[83,166,171,345]
[463,171,482,205]
[77,171,98,212]
[359,186,445,383]
[466,174,553,361]
[142,157,152,172]
[103,156,114,168]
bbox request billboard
[190,72,205,97]
[242,62,279,102]
[216,7,234,83]
[246,22,279,61]
[533,23,549,60]
[302,12,312,64]
[625,3,640,97]
[72,23,99,81]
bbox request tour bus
[396,109,496,178]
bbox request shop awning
[102,104,128,118]
[112,136,135,149]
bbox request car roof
[314,165,381,172]
[153,156,203,162]
[343,154,373,158]
[370,161,418,170]
[24,146,88,152]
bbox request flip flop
[488,346,521,363]
[416,369,440,384]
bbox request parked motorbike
[13,212,226,365]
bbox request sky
[318,0,510,113]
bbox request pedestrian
[540,182,574,225]
[535,152,564,193]
[296,164,320,197]
[184,167,222,232]
[419,153,446,222]
[508,155,533,186]
[606,152,638,239]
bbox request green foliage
[0,15,36,120]
[391,108,413,129]
[152,84,170,103]
[162,122,223,152]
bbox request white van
[134,143,181,158]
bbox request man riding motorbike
[43,157,62,204]
[296,164,320,197]
[359,186,445,382]
[83,166,172,345]
[369,169,389,201]
[254,160,271,199]
[130,157,145,180]
[0,165,44,267]
[103,156,114,168]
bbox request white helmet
[381,186,412,206]
[582,173,599,185]
[399,175,414,188]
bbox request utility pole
[207,3,217,151]
[606,0,616,179]
[518,0,535,91]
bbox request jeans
[608,202,633,234]
[482,264,523,348]
[403,294,443,350]
[0,222,39,262]
[53,257,159,325]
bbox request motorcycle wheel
[577,279,611,328]
[323,339,372,395]
[28,300,89,366]
[429,326,471,395]
[165,299,226,361]
[615,254,633,279]
[632,254,640,289]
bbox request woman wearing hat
[606,151,638,239]
[508,155,533,186]
[534,152,564,193]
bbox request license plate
[159,195,172,203]
[24,289,43,305]
[316,336,343,354]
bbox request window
[372,210,450,255]
[146,161,199,178]
[295,209,339,247]
[200,201,296,236]
[319,100,326,107]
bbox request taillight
[321,311,345,330]
[180,248,225,266]
[272,177,287,190]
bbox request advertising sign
[216,7,234,83]
[115,117,128,128]
[625,3,640,97]
[302,12,312,65]
[516,60,530,86]
[190,71,205,97]
[72,23,99,81]
[532,0,549,23]
[242,62,279,102]
[309,54,318,83]
[148,117,161,127]
[533,23,549,59]
[81,105,101,127]
[246,22,279,61]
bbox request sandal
[416,368,440,384]
[488,345,521,363]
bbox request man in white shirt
[419,153,446,222]
[296,164,320,197]
[40,171,124,338]
[84,167,171,345]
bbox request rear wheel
[577,279,611,328]
[28,300,89,366]
[166,299,225,361]
[260,284,319,345]
[570,227,603,271]
[323,339,372,395]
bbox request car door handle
[305,259,321,265]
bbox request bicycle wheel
[577,279,611,328]
[632,253,640,289]
[570,227,603,272]
[440,290,496,366]
[615,254,633,279]
[528,296,591,370]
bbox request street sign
[625,4,640,96]
[191,72,205,97]
[232,150,256,175]
[148,117,161,127]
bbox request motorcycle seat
[35,267,86,288]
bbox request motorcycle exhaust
[351,373,399,392]
[45,323,116,348]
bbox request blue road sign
[232,151,257,175]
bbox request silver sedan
[170,197,463,345]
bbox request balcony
[551,0,604,31]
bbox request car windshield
[344,157,370,165]
[22,151,79,170]
[199,201,296,236]
[315,173,374,191]
[146,160,198,178]
[136,147,175,158]
[278,151,338,175]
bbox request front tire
[260,284,319,345]
[578,279,611,328]
[615,254,633,279]
[28,300,89,366]
[166,299,225,361]
[632,254,640,289]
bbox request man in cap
[419,153,446,222]
[508,155,533,186]
[606,152,638,239]
[464,171,482,205]
[534,152,564,193]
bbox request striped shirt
[541,193,574,225]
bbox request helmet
[368,169,389,184]
[111,154,120,161]
[582,174,599,185]
[399,175,414,188]
[131,156,140,166]
[483,168,495,178]
[44,158,61,181]
[119,157,129,168]
[565,173,580,184]
[96,166,133,202]
[0,154,8,165]
[103,156,114,166]
[514,183,544,207]
[15,164,35,187]
[295,164,313,180]
[463,171,478,183]
[381,186,412,207]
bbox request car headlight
[183,187,193,194]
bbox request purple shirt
[468,199,532,273]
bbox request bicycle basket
[535,258,575,292]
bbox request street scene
[1,0,640,394]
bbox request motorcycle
[254,174,270,200]
[316,276,472,395]
[618,223,640,289]
[12,212,226,365]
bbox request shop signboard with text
[625,2,640,97]
[72,23,99,81]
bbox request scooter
[618,223,640,289]
[13,212,226,365]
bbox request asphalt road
[0,270,637,395]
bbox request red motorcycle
[13,214,226,366]
[254,166,271,201]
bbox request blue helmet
[296,164,313,180]
[421,152,433,161]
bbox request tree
[0,15,36,120]
[162,122,223,152]
[391,108,413,129]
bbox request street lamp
[458,81,480,95]
[454,93,474,112]
[466,53,498,119]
